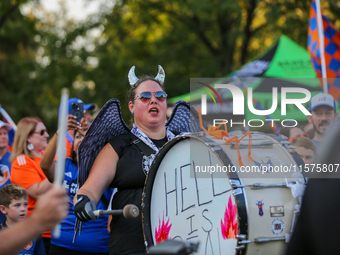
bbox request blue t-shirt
[0,151,12,224]
[51,159,113,252]
[0,150,12,188]
[17,238,45,255]
[312,139,322,150]
[2,222,45,255]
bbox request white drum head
[143,136,238,255]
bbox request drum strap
[129,133,156,156]
[100,194,109,209]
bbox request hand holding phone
[71,102,84,123]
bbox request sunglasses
[135,91,167,102]
[32,129,48,136]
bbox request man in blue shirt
[0,120,13,226]
[308,93,338,150]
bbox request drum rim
[142,135,188,248]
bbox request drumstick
[0,106,17,131]
[93,204,139,219]
[53,88,69,238]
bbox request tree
[0,0,101,132]
[86,0,321,120]
[1,0,340,129]
[0,0,41,123]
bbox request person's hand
[78,113,90,136]
[67,114,80,131]
[74,194,97,222]
[30,185,69,231]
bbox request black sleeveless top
[108,133,167,254]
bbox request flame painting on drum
[221,196,238,239]
[155,213,172,244]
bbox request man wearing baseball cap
[67,98,96,123]
[0,120,13,226]
[308,93,338,149]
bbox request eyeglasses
[32,129,48,136]
[135,91,167,102]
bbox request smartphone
[71,102,84,123]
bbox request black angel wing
[166,100,205,133]
[78,99,130,187]
[78,100,203,187]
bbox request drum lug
[251,182,295,189]
[230,179,242,187]
[237,234,248,249]
[254,236,286,243]
[236,245,245,250]
[230,141,273,149]
[237,236,286,245]
[230,180,244,196]
[238,240,252,244]
[204,141,220,149]
[237,234,247,240]
[233,188,243,196]
[280,140,295,149]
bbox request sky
[19,0,107,68]
[40,0,101,21]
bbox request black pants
[42,237,51,255]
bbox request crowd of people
[0,64,339,255]
[0,97,111,255]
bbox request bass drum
[142,133,305,255]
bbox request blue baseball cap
[59,98,96,115]
[68,98,83,114]
[309,93,336,111]
[84,103,95,111]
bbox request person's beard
[312,120,330,136]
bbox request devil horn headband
[154,65,165,85]
[128,65,165,86]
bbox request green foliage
[0,0,41,121]
[0,0,340,131]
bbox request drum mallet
[53,88,69,238]
[93,204,139,219]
